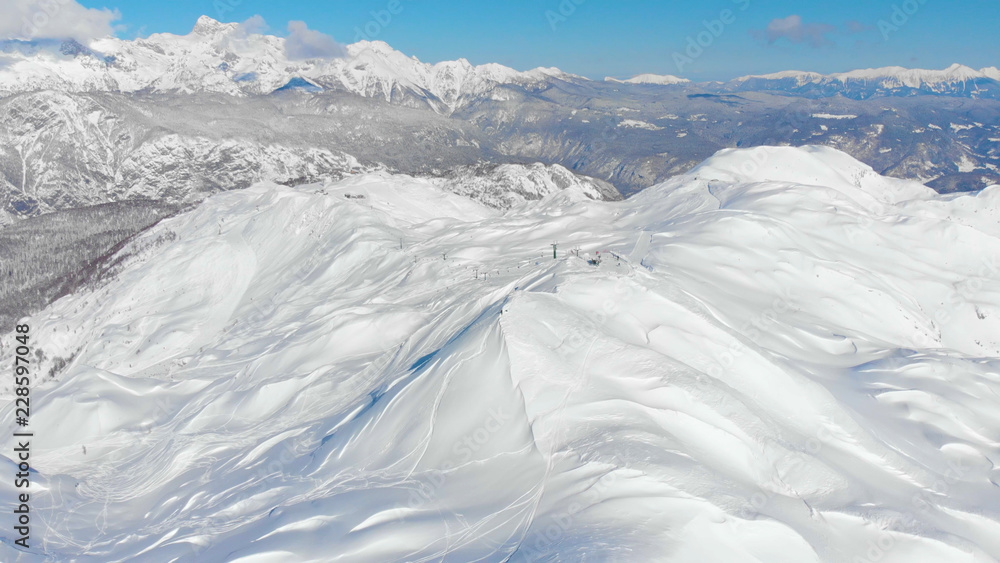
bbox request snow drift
[2,146,1000,561]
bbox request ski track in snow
[1,146,1000,561]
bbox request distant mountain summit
[0,16,577,112]
[605,74,691,85]
[0,15,995,106]
[727,63,1000,99]
[0,15,997,220]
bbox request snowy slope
[2,147,1000,561]
[0,16,576,112]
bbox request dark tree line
[0,200,182,332]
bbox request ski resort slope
[2,146,1000,562]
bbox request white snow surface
[2,146,1000,561]
[618,119,664,131]
[811,113,859,120]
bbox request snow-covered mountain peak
[191,15,242,36]
[833,63,987,86]
[5,145,1000,560]
[945,62,979,74]
[734,70,825,83]
[729,63,1000,99]
[0,16,575,112]
[691,145,935,206]
[346,39,408,59]
[606,73,691,85]
[737,64,996,85]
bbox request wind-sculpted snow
[1,147,1000,561]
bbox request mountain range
[728,63,1000,99]
[0,16,998,222]
[3,17,999,106]
[0,16,573,112]
[2,15,1000,562]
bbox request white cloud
[239,15,268,35]
[0,0,120,43]
[754,15,836,48]
[221,15,269,52]
[284,20,347,60]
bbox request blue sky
[69,0,1000,80]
